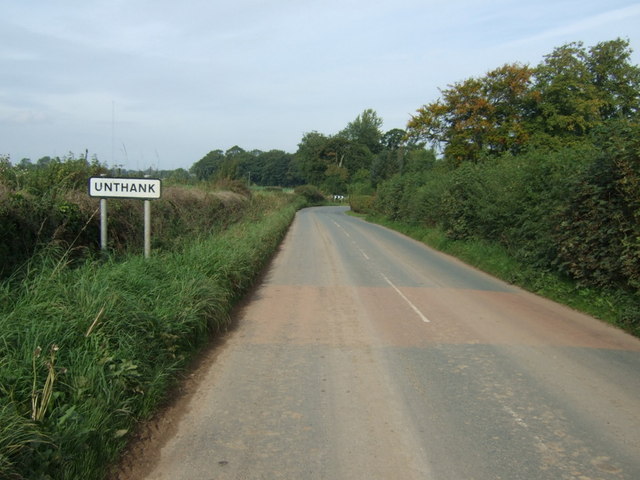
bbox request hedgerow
[372,124,640,333]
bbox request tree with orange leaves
[407,63,534,165]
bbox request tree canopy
[407,38,640,164]
[190,147,300,187]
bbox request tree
[532,42,603,139]
[406,39,640,165]
[482,64,536,155]
[215,146,255,181]
[339,108,384,154]
[587,38,640,120]
[371,129,407,184]
[225,145,246,158]
[294,131,332,186]
[190,150,224,180]
[381,128,406,151]
[407,63,534,164]
[165,168,193,184]
[255,150,297,186]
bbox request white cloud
[1,0,639,169]
[506,3,640,47]
[0,108,51,125]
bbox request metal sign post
[100,197,108,252]
[88,176,162,257]
[144,199,151,258]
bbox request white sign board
[89,177,161,199]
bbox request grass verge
[361,213,640,338]
[0,194,304,480]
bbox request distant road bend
[119,206,640,480]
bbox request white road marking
[333,220,368,259]
[353,246,370,260]
[332,219,430,323]
[381,274,431,323]
[502,405,529,428]
[332,220,351,238]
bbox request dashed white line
[381,274,431,323]
[333,220,368,258]
[332,220,351,238]
[332,219,430,324]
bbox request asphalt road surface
[119,206,640,480]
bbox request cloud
[0,109,51,125]
[1,0,639,169]
[505,3,640,48]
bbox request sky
[1,0,639,171]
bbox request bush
[0,161,259,279]
[212,178,252,197]
[554,121,640,292]
[349,194,375,214]
[294,184,325,204]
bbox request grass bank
[0,194,304,480]
[362,213,640,338]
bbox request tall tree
[407,63,534,164]
[190,150,225,180]
[587,38,640,120]
[533,41,603,139]
[371,128,408,184]
[294,131,332,186]
[339,108,384,154]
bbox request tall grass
[0,193,304,479]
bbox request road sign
[88,176,161,199]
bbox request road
[117,206,640,480]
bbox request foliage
[372,126,638,330]
[293,109,431,193]
[0,156,261,280]
[407,63,535,164]
[407,39,640,164]
[0,153,106,196]
[349,195,375,214]
[0,155,107,278]
[190,147,300,187]
[0,194,302,480]
[554,120,640,291]
[338,108,384,154]
[373,38,640,332]
[294,184,325,204]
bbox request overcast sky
[1,0,639,171]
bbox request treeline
[190,147,301,187]
[191,110,435,195]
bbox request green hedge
[373,122,640,331]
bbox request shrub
[294,184,325,204]
[554,121,640,292]
[349,194,375,214]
